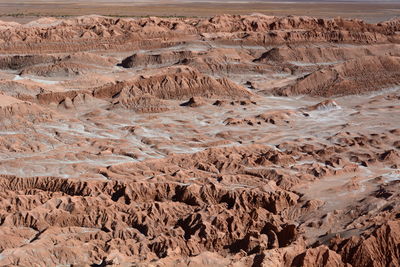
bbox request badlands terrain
[0,12,399,266]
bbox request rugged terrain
[0,14,399,266]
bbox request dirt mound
[0,80,44,98]
[180,96,207,107]
[183,48,265,75]
[0,54,57,70]
[20,62,98,77]
[112,94,172,113]
[274,56,400,96]
[94,66,253,101]
[255,44,400,64]
[119,48,262,76]
[224,109,301,126]
[0,94,53,118]
[58,93,108,110]
[0,53,114,78]
[304,100,341,111]
[120,50,195,68]
[256,110,300,125]
[62,52,117,67]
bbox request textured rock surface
[0,14,399,266]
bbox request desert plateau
[0,1,399,266]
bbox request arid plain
[1,0,400,22]
[0,1,399,266]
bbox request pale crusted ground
[0,14,399,266]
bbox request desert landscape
[1,0,400,23]
[0,1,399,266]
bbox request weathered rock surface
[0,14,399,266]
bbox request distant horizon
[3,0,399,2]
[0,0,399,24]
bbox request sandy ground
[0,1,399,23]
